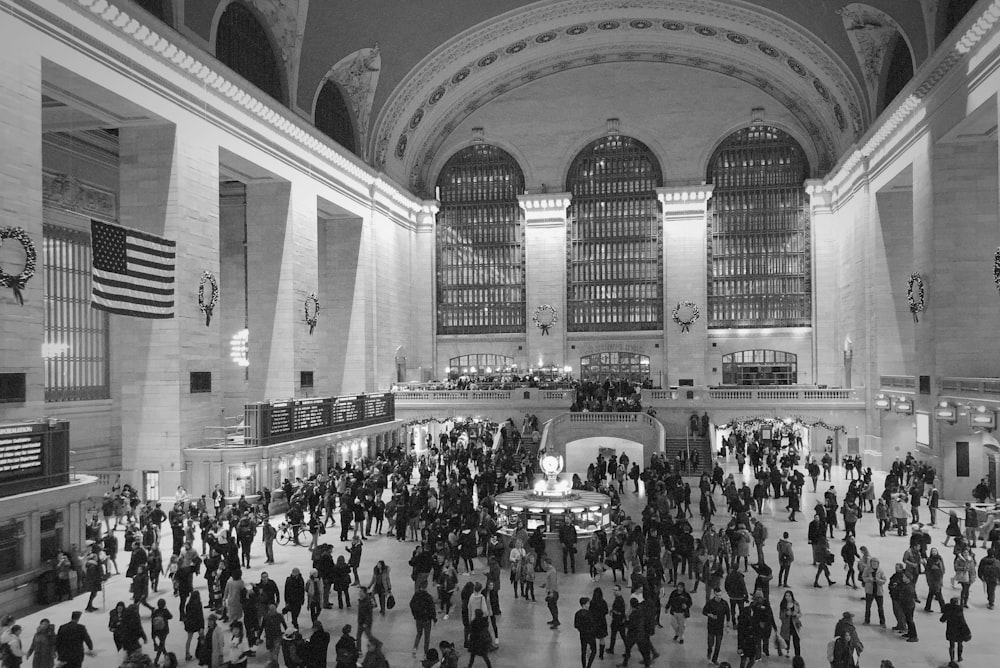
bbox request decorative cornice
[824,0,1000,196]
[66,0,421,216]
[657,185,713,217]
[373,1,869,188]
[42,170,117,219]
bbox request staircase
[663,436,713,475]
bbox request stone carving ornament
[838,3,909,113]
[42,171,117,219]
[326,45,381,159]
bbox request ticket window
[228,464,258,497]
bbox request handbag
[386,593,396,609]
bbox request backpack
[826,639,836,662]
[0,641,13,665]
[152,614,167,632]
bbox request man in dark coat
[702,589,730,665]
[55,611,93,668]
[305,620,330,668]
[283,568,306,629]
[574,596,597,668]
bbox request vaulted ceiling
[170,0,949,191]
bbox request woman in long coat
[940,596,971,664]
[223,569,245,623]
[25,618,56,668]
[589,587,609,660]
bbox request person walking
[939,596,971,663]
[560,522,579,574]
[953,547,976,609]
[703,589,730,666]
[467,608,493,668]
[182,590,204,662]
[924,548,946,613]
[977,548,1000,609]
[261,604,286,664]
[149,598,172,665]
[608,585,627,657]
[863,557,887,626]
[54,612,93,668]
[410,581,437,658]
[543,558,560,628]
[841,536,859,590]
[777,590,802,659]
[24,618,56,668]
[306,569,323,624]
[356,585,375,651]
[332,556,352,609]
[283,568,305,630]
[665,581,692,644]
[735,607,758,668]
[574,597,597,668]
[369,560,392,616]
[776,533,794,588]
[589,587,609,660]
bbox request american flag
[90,220,176,318]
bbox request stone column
[657,186,712,386]
[317,211,365,394]
[412,201,438,381]
[116,124,220,475]
[911,136,936,414]
[0,32,43,418]
[806,182,839,386]
[518,193,571,370]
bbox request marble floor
[9,460,991,668]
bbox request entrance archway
[564,437,645,478]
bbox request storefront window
[40,511,63,562]
[228,464,258,497]
[0,521,23,575]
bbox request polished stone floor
[12,459,991,668]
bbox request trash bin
[36,569,57,605]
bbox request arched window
[436,145,526,334]
[580,352,650,384]
[133,0,171,24]
[565,136,663,331]
[447,354,516,377]
[721,350,798,386]
[879,34,914,115]
[707,126,810,328]
[215,2,285,104]
[315,81,356,155]
[945,0,979,37]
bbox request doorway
[143,470,160,503]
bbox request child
[167,554,180,595]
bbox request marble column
[657,186,712,386]
[518,193,571,370]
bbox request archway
[564,436,645,479]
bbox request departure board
[0,421,70,497]
[250,393,395,446]
[0,428,43,480]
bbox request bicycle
[275,521,311,546]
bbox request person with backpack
[410,581,437,658]
[150,598,172,665]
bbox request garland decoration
[532,304,557,336]
[0,227,36,306]
[671,300,700,332]
[907,272,925,323]
[994,247,1000,296]
[197,271,219,327]
[304,292,320,335]
[714,415,847,433]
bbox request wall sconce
[292,457,301,467]
[970,405,996,432]
[894,398,913,414]
[278,460,287,469]
[934,401,956,424]
[874,393,891,410]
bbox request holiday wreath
[304,292,320,335]
[907,272,925,322]
[994,247,1000,296]
[532,304,557,335]
[0,227,36,306]
[198,271,219,327]
[671,301,700,332]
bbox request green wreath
[198,271,219,327]
[993,247,1000,296]
[0,227,36,306]
[304,292,320,335]
[671,301,700,332]
[907,272,925,322]
[532,304,557,335]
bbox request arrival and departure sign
[0,421,70,497]
[249,393,394,446]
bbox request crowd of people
[0,420,997,668]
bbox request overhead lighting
[934,401,956,424]
[874,393,891,410]
[970,406,996,432]
[894,398,913,415]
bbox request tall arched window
[133,0,171,24]
[566,136,663,331]
[707,126,811,328]
[436,145,526,334]
[315,81,356,155]
[215,2,285,104]
[945,0,978,37]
